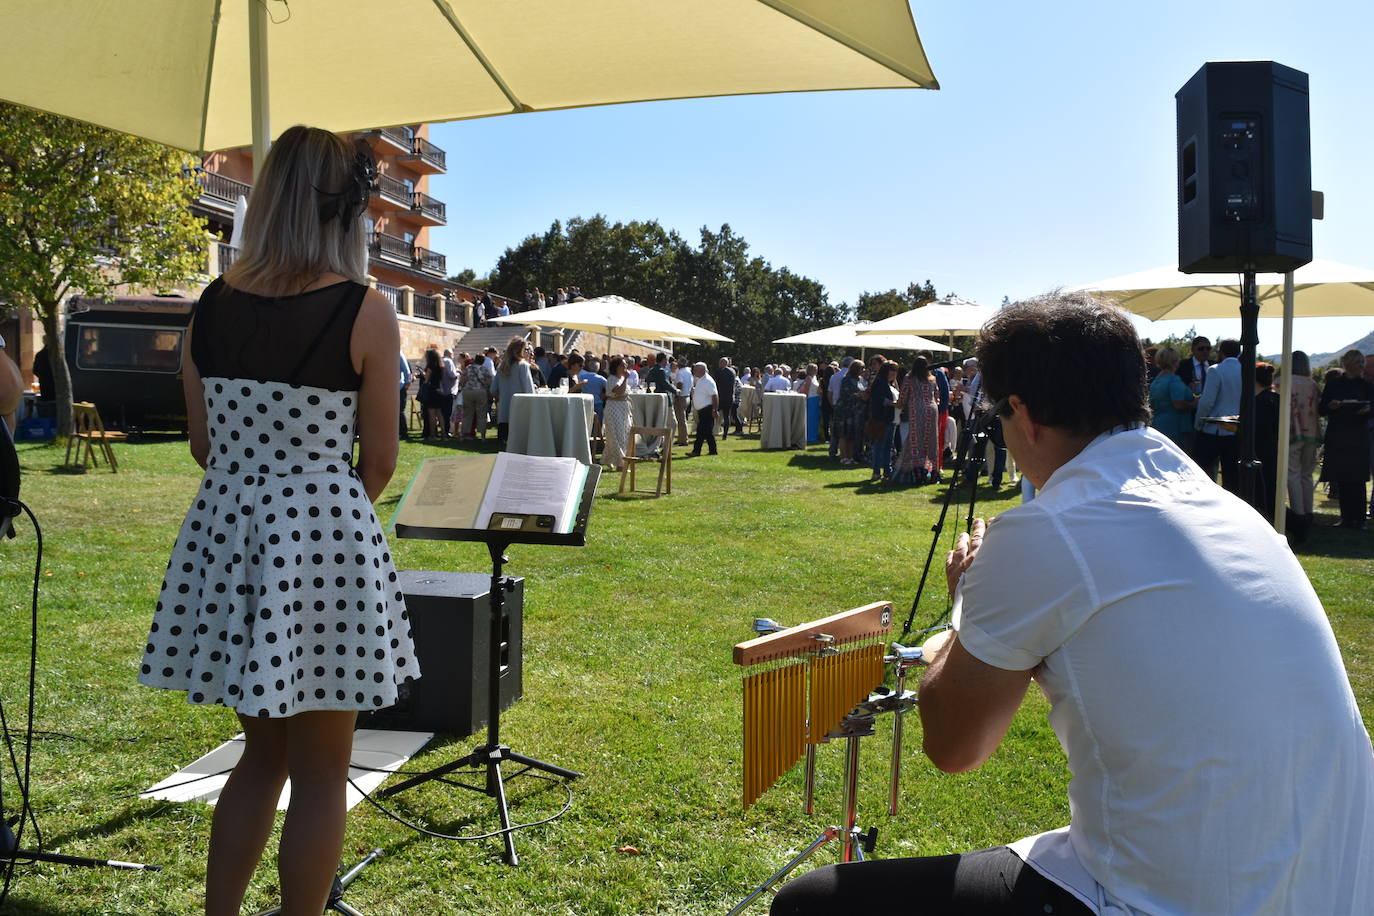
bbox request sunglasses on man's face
[1195,345,1211,352]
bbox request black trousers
[1192,431,1238,492]
[692,405,716,454]
[398,387,409,438]
[719,400,741,436]
[1336,479,1368,526]
[770,846,1091,916]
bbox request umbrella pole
[248,0,271,180]
[1274,272,1295,533]
[1237,270,1262,512]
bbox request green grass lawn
[1,432,1370,915]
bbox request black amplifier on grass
[358,570,523,737]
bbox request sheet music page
[478,453,586,532]
[391,454,496,531]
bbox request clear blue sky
[428,0,1374,357]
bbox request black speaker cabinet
[1176,60,1312,274]
[358,570,523,737]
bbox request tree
[0,104,207,435]
[856,289,908,322]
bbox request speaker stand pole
[379,539,582,866]
[1237,268,1262,511]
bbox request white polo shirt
[690,372,717,410]
[952,425,1374,915]
[675,366,694,398]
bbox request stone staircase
[453,324,581,356]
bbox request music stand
[384,464,600,865]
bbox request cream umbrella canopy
[774,322,956,355]
[855,296,1000,354]
[1074,259,1374,533]
[486,295,733,350]
[0,0,938,163]
[1068,259,1374,320]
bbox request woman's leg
[206,714,289,916]
[278,710,358,916]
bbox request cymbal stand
[726,686,917,916]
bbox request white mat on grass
[140,728,433,811]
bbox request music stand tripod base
[251,848,382,916]
[387,464,600,866]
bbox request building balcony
[217,241,239,273]
[413,245,446,276]
[410,191,446,226]
[376,282,402,314]
[368,233,447,277]
[400,135,446,174]
[374,174,413,210]
[192,170,252,212]
[360,125,415,155]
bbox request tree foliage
[487,216,848,367]
[0,104,208,433]
[855,279,941,322]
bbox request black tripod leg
[377,749,483,798]
[490,760,519,866]
[503,751,582,781]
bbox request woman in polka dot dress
[138,126,418,916]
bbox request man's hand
[946,517,987,598]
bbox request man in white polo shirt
[687,361,718,457]
[773,292,1374,915]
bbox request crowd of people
[1146,335,1374,537]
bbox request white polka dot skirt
[139,378,418,717]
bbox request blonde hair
[223,125,368,295]
[1155,346,1181,371]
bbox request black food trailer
[65,294,195,430]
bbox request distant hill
[1266,328,1374,367]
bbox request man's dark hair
[1255,362,1275,388]
[567,353,585,368]
[533,346,545,358]
[1217,338,1241,359]
[975,291,1149,436]
[656,352,667,364]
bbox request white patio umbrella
[774,322,956,357]
[1,0,938,170]
[855,296,1000,354]
[1074,259,1374,532]
[487,295,733,349]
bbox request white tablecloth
[506,393,595,464]
[629,391,674,456]
[738,386,761,424]
[760,392,806,449]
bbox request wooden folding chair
[65,402,127,472]
[619,426,672,497]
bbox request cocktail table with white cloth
[506,393,595,465]
[629,391,674,456]
[760,391,807,450]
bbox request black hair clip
[315,138,377,232]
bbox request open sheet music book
[391,453,589,537]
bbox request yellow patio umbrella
[0,0,938,167]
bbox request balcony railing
[194,170,252,205]
[412,294,440,321]
[413,245,445,275]
[217,242,239,273]
[376,283,401,313]
[369,231,413,263]
[382,126,414,146]
[412,192,446,224]
[375,174,411,206]
[444,303,467,326]
[411,136,446,171]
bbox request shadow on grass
[39,799,182,851]
[1294,510,1374,560]
[0,892,84,915]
